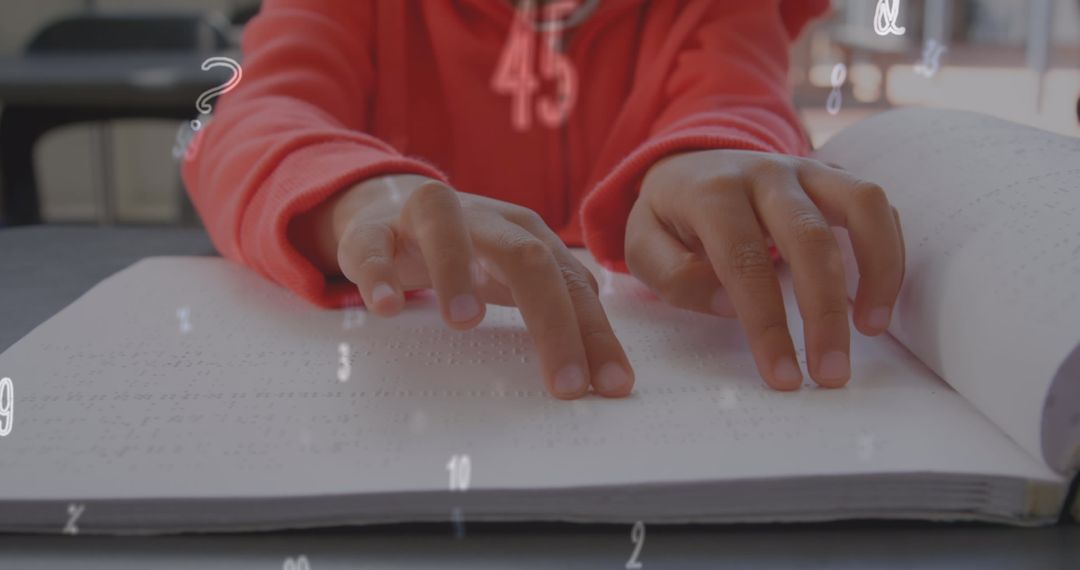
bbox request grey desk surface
[1,225,1078,570]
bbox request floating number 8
[0,377,12,437]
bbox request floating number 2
[0,377,12,437]
[63,503,85,535]
[625,520,645,569]
[446,454,471,491]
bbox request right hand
[294,174,635,400]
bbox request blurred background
[0,0,1077,227]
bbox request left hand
[625,149,905,390]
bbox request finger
[689,190,803,391]
[400,183,484,330]
[337,221,406,316]
[751,173,850,388]
[516,213,635,398]
[798,162,904,336]
[468,216,590,399]
[625,203,736,318]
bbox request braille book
[0,108,1077,533]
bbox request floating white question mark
[826,63,846,116]
[173,57,243,161]
[191,57,243,131]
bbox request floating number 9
[447,454,471,491]
[0,377,12,437]
[625,520,645,569]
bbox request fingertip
[592,362,635,398]
[811,351,851,388]
[550,364,589,400]
[768,356,803,391]
[369,282,405,316]
[444,293,485,330]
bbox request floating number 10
[446,454,471,491]
[0,377,12,437]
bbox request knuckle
[752,157,795,181]
[754,317,789,340]
[557,263,591,293]
[728,240,774,280]
[851,182,889,211]
[510,207,546,229]
[506,237,555,270]
[409,182,458,212]
[789,208,834,245]
[354,251,393,272]
[559,264,594,296]
[655,252,701,303]
[818,305,849,322]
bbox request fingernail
[449,294,481,322]
[867,306,891,330]
[773,357,803,389]
[371,282,396,307]
[818,351,850,383]
[711,288,735,315]
[595,362,631,393]
[554,364,586,396]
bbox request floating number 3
[625,520,645,569]
[0,376,12,437]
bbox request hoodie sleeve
[580,0,828,272]
[182,0,448,308]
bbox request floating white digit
[337,342,351,383]
[914,39,947,78]
[873,0,906,36]
[625,520,645,569]
[451,506,466,539]
[0,377,12,437]
[283,555,310,570]
[446,454,472,491]
[177,306,192,334]
[63,503,85,535]
[826,63,846,116]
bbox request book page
[0,255,1058,511]
[814,108,1080,473]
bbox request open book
[0,109,1077,534]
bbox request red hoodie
[183,0,828,308]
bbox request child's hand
[626,150,905,390]
[299,174,634,400]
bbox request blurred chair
[0,12,232,226]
